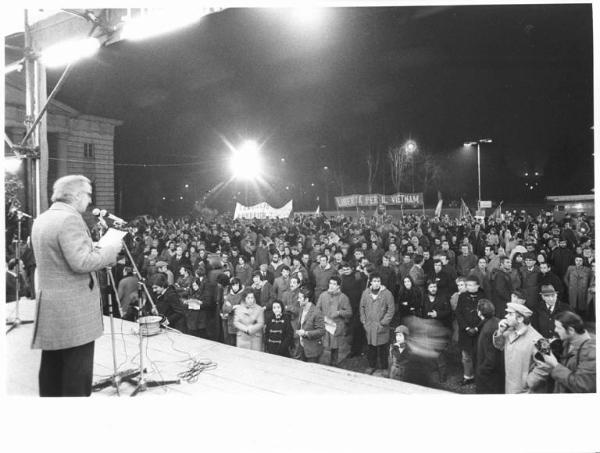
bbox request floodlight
[40,37,100,68]
[230,140,262,181]
[4,157,22,173]
[121,9,210,41]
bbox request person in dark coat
[394,275,422,325]
[475,299,504,394]
[550,239,575,280]
[490,256,514,318]
[264,300,294,357]
[151,273,187,333]
[184,274,217,339]
[340,262,368,357]
[418,280,452,382]
[519,253,541,310]
[455,275,486,385]
[533,284,573,339]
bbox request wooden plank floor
[5,300,445,396]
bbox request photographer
[536,311,596,393]
[492,302,550,393]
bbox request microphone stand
[91,261,140,395]
[6,212,34,334]
[119,236,180,397]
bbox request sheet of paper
[96,228,128,249]
[324,316,336,336]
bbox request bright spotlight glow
[405,140,417,153]
[230,140,262,181]
[290,7,325,26]
[40,37,100,68]
[4,60,23,75]
[4,156,22,173]
[121,8,217,41]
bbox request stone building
[4,74,121,211]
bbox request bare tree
[388,144,412,193]
[421,151,444,196]
[366,145,380,194]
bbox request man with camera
[492,302,550,393]
[536,311,596,393]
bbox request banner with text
[234,200,293,219]
[335,192,424,208]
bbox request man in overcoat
[359,273,395,374]
[31,175,121,396]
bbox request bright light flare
[290,7,325,26]
[4,157,22,173]
[40,37,100,68]
[230,140,262,181]
[405,140,418,153]
[121,9,213,41]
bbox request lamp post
[404,140,417,192]
[464,138,492,210]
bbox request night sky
[23,5,595,215]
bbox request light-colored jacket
[359,286,395,346]
[31,202,120,350]
[493,324,549,393]
[233,303,265,351]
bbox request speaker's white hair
[51,175,91,204]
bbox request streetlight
[464,138,493,210]
[404,140,418,192]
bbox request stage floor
[5,299,445,396]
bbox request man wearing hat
[493,302,550,393]
[519,252,540,310]
[156,260,174,286]
[533,285,572,339]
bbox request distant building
[545,194,595,216]
[4,75,121,211]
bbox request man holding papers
[31,175,122,397]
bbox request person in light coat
[31,175,121,396]
[564,256,592,315]
[360,272,395,374]
[316,276,352,366]
[492,302,550,393]
[233,290,265,351]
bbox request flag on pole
[490,201,503,220]
[460,198,473,220]
[434,191,443,217]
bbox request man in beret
[493,302,550,393]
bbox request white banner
[234,200,293,219]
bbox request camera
[534,338,552,361]
[534,338,554,361]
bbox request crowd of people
[6,206,596,394]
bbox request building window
[84,143,95,159]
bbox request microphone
[93,208,127,225]
[15,210,32,219]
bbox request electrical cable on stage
[177,359,217,384]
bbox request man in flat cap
[519,252,540,310]
[493,302,550,393]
